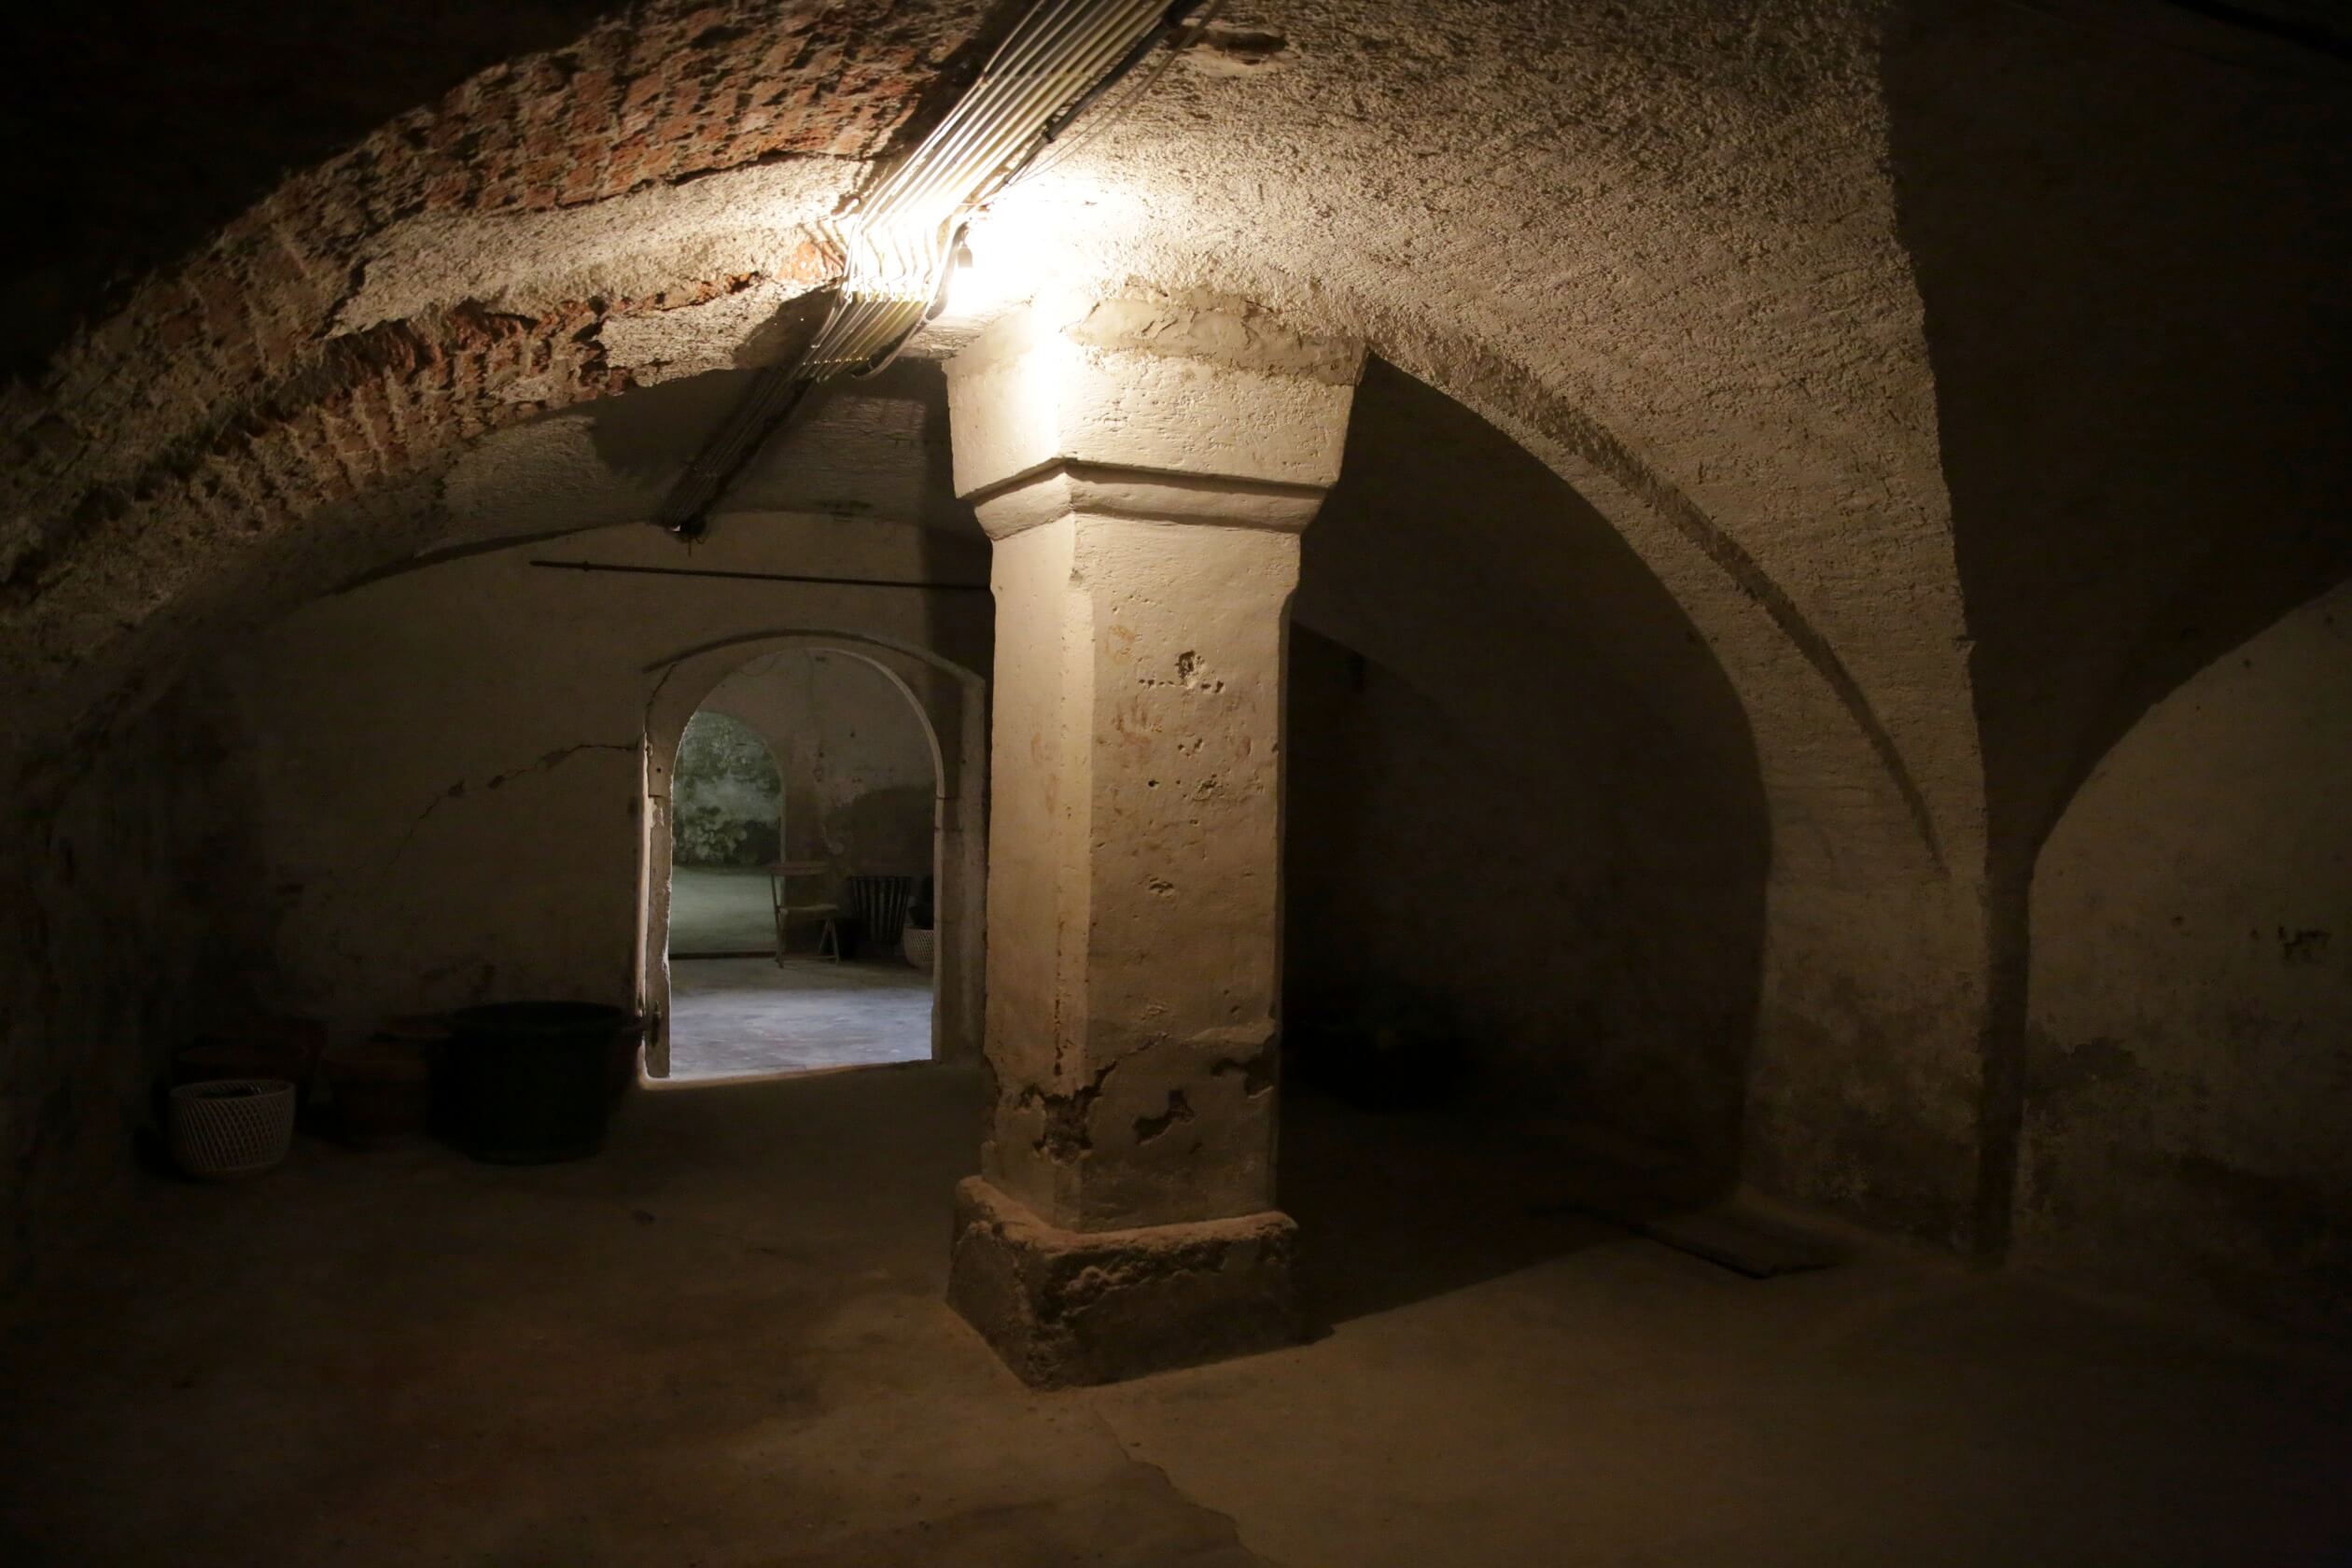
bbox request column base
[946,1176,1300,1388]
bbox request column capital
[945,296,1363,540]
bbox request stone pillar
[943,299,1360,1386]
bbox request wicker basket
[902,926,936,973]
[167,1078,298,1179]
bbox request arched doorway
[637,633,987,1082]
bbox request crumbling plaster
[0,0,998,766]
[957,3,2000,1242]
[0,0,1995,1246]
[2,0,2345,1303]
[946,302,1351,1234]
[4,0,1977,859]
[938,297,1336,1381]
[204,514,988,1056]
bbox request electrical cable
[651,0,1211,538]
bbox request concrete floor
[670,866,779,957]
[6,1069,2350,1566]
[666,864,933,1080]
[668,957,932,1080]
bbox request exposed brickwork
[0,0,986,758]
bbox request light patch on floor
[668,956,931,1079]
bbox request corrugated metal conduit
[654,0,1208,537]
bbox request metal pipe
[529,558,990,592]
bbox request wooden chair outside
[766,861,842,963]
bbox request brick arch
[2,1,1975,843]
[1,0,2005,1250]
[1,0,988,760]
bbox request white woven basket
[168,1078,297,1179]
[902,927,936,973]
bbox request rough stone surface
[949,304,1351,1239]
[946,1175,1299,1389]
[0,0,992,765]
[2,1,1995,1277]
[3,0,2346,1331]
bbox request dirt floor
[5,1066,2348,1566]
